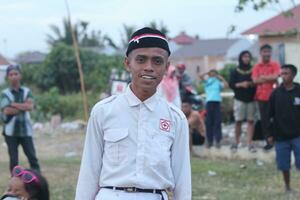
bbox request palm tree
[147,21,169,38]
[46,18,105,48]
[46,18,77,47]
[120,24,136,49]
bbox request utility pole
[65,0,89,121]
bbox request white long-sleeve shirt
[75,86,191,200]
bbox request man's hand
[254,75,279,85]
[3,106,19,115]
[217,75,229,88]
[11,99,33,111]
[253,77,266,85]
[199,72,208,81]
[236,81,251,88]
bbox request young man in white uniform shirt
[75,27,191,200]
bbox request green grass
[192,158,300,200]
[0,132,299,200]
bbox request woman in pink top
[158,65,181,108]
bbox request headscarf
[161,65,179,102]
[237,50,252,74]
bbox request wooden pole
[65,0,89,121]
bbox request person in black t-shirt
[268,64,300,193]
[229,51,257,152]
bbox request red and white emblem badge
[160,119,171,132]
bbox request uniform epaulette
[169,103,186,120]
[98,95,117,105]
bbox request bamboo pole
[65,0,89,121]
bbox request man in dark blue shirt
[268,64,300,193]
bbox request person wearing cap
[0,65,40,172]
[76,27,191,200]
[199,69,228,148]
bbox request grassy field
[0,131,299,200]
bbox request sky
[0,0,298,58]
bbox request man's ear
[164,61,170,74]
[166,61,170,70]
[124,57,131,72]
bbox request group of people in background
[160,43,300,193]
[158,44,287,153]
[230,44,281,152]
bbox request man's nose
[144,60,154,71]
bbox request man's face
[177,67,185,75]
[281,68,294,84]
[182,102,192,116]
[208,71,217,77]
[260,48,272,63]
[7,69,21,86]
[241,53,251,65]
[124,48,169,95]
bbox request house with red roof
[171,31,197,45]
[243,4,300,81]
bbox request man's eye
[153,58,163,65]
[136,57,145,63]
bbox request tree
[81,30,106,48]
[22,43,123,94]
[46,18,106,48]
[235,0,299,13]
[147,21,169,37]
[46,18,76,47]
[120,24,136,49]
[228,0,300,36]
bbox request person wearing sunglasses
[1,166,49,200]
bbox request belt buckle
[125,187,136,192]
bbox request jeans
[4,136,40,172]
[205,102,222,145]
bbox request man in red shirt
[252,44,281,150]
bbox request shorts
[275,136,300,171]
[233,99,256,121]
[192,129,205,145]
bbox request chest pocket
[147,128,175,166]
[104,128,129,165]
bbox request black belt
[101,186,166,200]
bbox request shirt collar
[125,85,158,111]
[279,82,299,92]
[258,60,273,67]
[10,87,23,93]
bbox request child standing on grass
[199,69,228,149]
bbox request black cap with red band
[126,27,171,56]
